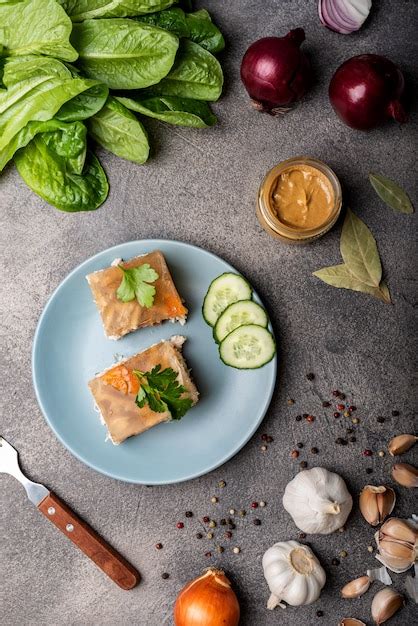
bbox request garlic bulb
[359,485,395,526]
[371,588,404,624]
[375,517,418,573]
[283,467,353,534]
[262,540,326,609]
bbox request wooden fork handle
[38,491,140,590]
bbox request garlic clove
[339,620,366,626]
[381,517,418,544]
[371,588,404,624]
[391,463,418,488]
[359,485,396,526]
[341,575,371,598]
[388,433,417,456]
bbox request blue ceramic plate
[32,240,277,484]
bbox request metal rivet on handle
[47,507,55,515]
[66,524,74,532]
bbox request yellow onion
[174,568,240,626]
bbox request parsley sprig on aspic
[133,366,193,420]
[116,263,159,308]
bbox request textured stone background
[1,1,417,625]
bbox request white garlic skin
[262,540,326,608]
[283,467,353,534]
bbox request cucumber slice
[202,272,252,326]
[214,300,268,343]
[219,324,275,369]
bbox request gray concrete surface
[1,1,417,625]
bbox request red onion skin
[240,28,312,110]
[329,54,408,130]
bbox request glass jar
[257,156,342,243]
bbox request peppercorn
[377,416,385,423]
[259,501,266,507]
[339,393,346,400]
[251,502,258,509]
[225,531,232,539]
[366,468,373,474]
[260,445,267,451]
[176,522,184,529]
[346,428,354,434]
[266,435,274,443]
[229,509,235,515]
[363,449,372,457]
[392,410,400,417]
[349,406,356,412]
[291,450,300,459]
[207,532,213,539]
[367,546,374,553]
[337,403,345,411]
[334,412,340,418]
[261,434,268,441]
[287,398,295,405]
[202,516,210,523]
[297,442,304,448]
[196,533,203,539]
[303,413,309,418]
[216,546,224,553]
[340,550,348,558]
[299,532,306,539]
[204,552,212,558]
[306,415,315,423]
[332,390,340,397]
[322,401,331,408]
[155,543,163,550]
[185,511,193,518]
[336,437,348,445]
[349,436,356,443]
[316,610,324,617]
[299,461,308,469]
[211,496,218,504]
[162,573,169,579]
[208,520,216,528]
[253,519,261,526]
[295,415,302,422]
[378,450,385,457]
[232,547,240,554]
[220,519,227,526]
[343,410,351,418]
[228,522,236,530]
[239,510,246,517]
[306,373,315,381]
[311,447,319,454]
[352,417,360,424]
[218,480,226,488]
[331,558,340,566]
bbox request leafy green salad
[0,0,224,211]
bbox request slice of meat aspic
[89,337,198,444]
[87,250,187,339]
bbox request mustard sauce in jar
[257,157,342,243]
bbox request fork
[0,436,140,590]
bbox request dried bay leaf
[313,264,391,303]
[369,173,414,214]
[340,208,382,287]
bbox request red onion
[240,29,312,114]
[319,0,371,34]
[329,54,408,130]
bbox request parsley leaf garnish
[133,365,193,420]
[116,264,159,308]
